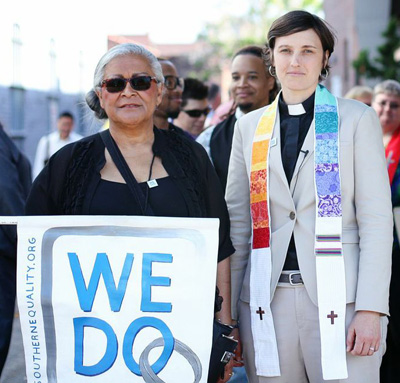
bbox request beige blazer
[226,97,393,319]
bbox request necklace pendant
[147,179,158,188]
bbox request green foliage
[353,50,380,78]
[187,56,220,82]
[353,18,400,80]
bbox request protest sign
[16,215,219,383]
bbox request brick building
[106,35,232,102]
[107,34,208,79]
[324,0,400,96]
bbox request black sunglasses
[101,75,158,93]
[182,107,210,118]
[164,75,184,90]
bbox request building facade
[324,0,399,96]
[0,86,100,165]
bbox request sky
[1,0,249,93]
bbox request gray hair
[373,79,400,100]
[86,43,164,120]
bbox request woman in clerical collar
[226,9,392,383]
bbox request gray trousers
[238,284,388,383]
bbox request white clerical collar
[287,103,306,115]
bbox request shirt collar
[279,92,315,116]
[235,107,245,119]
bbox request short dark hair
[59,111,74,121]
[233,45,279,101]
[207,83,220,101]
[181,78,209,108]
[233,45,264,60]
[266,10,336,79]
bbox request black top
[26,127,234,262]
[0,125,32,260]
[0,124,31,371]
[168,122,194,140]
[279,93,314,271]
[90,177,189,217]
[279,93,314,183]
[209,113,237,192]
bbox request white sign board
[16,216,219,383]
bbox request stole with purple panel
[249,84,347,379]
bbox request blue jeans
[230,366,248,382]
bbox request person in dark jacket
[197,46,278,192]
[0,123,31,375]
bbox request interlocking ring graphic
[139,337,202,383]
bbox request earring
[268,65,276,77]
[321,67,329,80]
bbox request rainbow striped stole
[314,85,347,380]
[248,85,347,379]
[250,95,279,249]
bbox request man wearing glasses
[373,79,400,383]
[173,78,209,139]
[154,59,187,134]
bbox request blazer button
[289,211,296,220]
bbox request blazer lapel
[269,113,290,191]
[289,119,315,193]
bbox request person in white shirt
[33,111,83,178]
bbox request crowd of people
[1,9,400,383]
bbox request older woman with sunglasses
[25,43,235,382]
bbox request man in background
[197,46,277,383]
[0,122,31,376]
[173,78,209,139]
[205,83,222,127]
[154,59,185,133]
[33,111,82,178]
[197,46,277,192]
